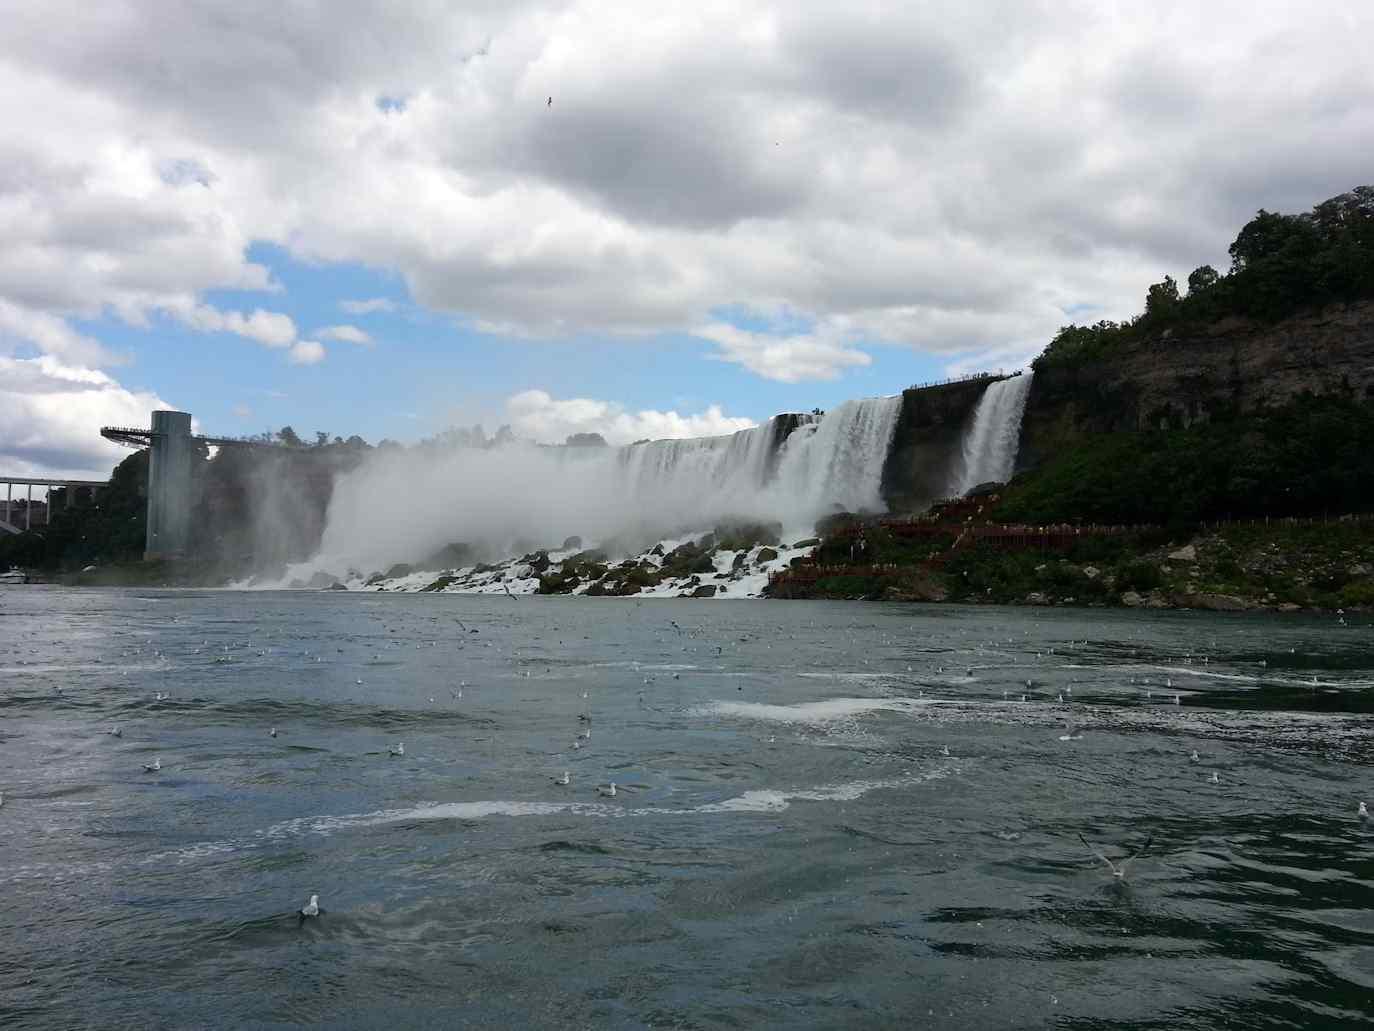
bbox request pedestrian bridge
[0,476,108,534]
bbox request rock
[1350,563,1371,577]
[1082,565,1101,580]
[689,585,718,599]
[522,551,551,573]
[1278,602,1302,612]
[288,578,306,589]
[384,563,413,580]
[1167,544,1197,562]
[562,535,583,551]
[325,582,349,591]
[1025,592,1049,605]
[731,552,747,571]
[756,547,779,564]
[792,538,820,549]
[1188,592,1251,611]
[1034,564,1047,573]
[1121,591,1145,607]
[306,571,340,589]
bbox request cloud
[231,403,253,419]
[0,299,122,366]
[315,324,372,345]
[2,0,1372,387]
[288,340,326,365]
[695,322,872,383]
[175,304,297,348]
[505,389,756,445]
[0,354,171,479]
[340,298,396,315]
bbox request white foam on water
[700,696,948,724]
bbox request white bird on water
[299,894,322,924]
[598,782,617,797]
[388,742,404,757]
[941,745,951,757]
[143,758,161,772]
[109,725,122,738]
[270,727,278,738]
[1360,801,1369,820]
[554,771,570,786]
[1210,772,1220,784]
[1079,833,1153,880]
[1059,721,1083,741]
[1190,750,1200,763]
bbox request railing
[905,369,1020,392]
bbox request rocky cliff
[1019,300,1374,470]
[881,376,1006,512]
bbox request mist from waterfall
[953,372,1033,495]
[303,395,903,576]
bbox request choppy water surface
[2,589,1373,1029]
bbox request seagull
[155,692,169,702]
[598,782,617,797]
[388,742,404,757]
[1078,833,1153,880]
[299,893,322,925]
[270,727,278,738]
[1360,801,1369,820]
[1058,721,1082,741]
[547,96,552,107]
[1190,750,1200,763]
[553,771,570,786]
[1210,772,1220,784]
[578,729,591,740]
[940,745,951,757]
[572,740,582,750]
[1173,693,1181,705]
[109,725,122,738]
[143,758,161,773]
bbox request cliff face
[882,377,1003,512]
[1020,300,1374,469]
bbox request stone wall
[1019,300,1374,471]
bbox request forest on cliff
[1035,186,1374,369]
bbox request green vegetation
[996,395,1374,526]
[1036,186,1374,369]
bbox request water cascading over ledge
[309,396,904,574]
[952,372,1033,495]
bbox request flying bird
[547,96,552,107]
[1078,833,1153,880]
[143,758,161,773]
[388,742,404,757]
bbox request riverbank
[767,517,1374,613]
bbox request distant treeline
[997,395,1374,526]
[1035,186,1374,369]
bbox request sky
[2,0,1373,480]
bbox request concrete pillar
[145,410,195,560]
[5,482,9,526]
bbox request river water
[2,588,1372,1029]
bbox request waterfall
[309,397,901,573]
[770,396,903,519]
[953,373,1032,494]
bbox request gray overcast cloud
[1,0,1372,474]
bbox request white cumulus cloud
[175,304,297,348]
[695,322,872,383]
[505,389,756,445]
[288,340,326,365]
[0,354,172,479]
[315,324,372,345]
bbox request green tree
[1187,265,1220,294]
[278,425,302,447]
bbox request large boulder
[561,535,583,551]
[689,584,718,598]
[1168,544,1197,563]
[384,563,413,580]
[307,570,340,589]
[756,547,779,564]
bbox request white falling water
[953,373,1032,494]
[769,396,903,518]
[309,397,902,573]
